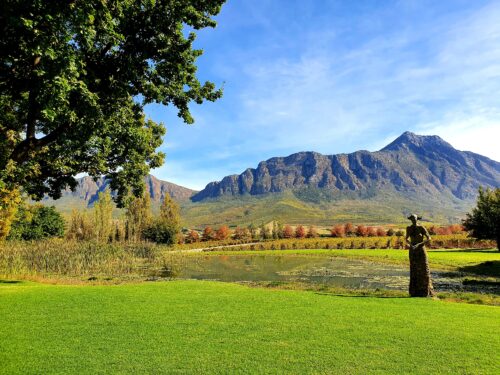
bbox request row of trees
[184,223,320,243]
[67,191,181,245]
[3,189,182,244]
[181,222,468,244]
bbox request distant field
[1,280,498,374]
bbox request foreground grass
[1,280,499,374]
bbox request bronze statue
[405,214,434,297]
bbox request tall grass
[0,239,168,279]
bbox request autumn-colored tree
[67,209,94,241]
[437,226,452,235]
[356,225,368,237]
[376,227,386,237]
[94,190,113,242]
[260,223,271,240]
[113,221,126,242]
[295,225,306,238]
[272,221,284,239]
[234,227,250,240]
[366,226,377,237]
[330,225,345,238]
[125,191,152,242]
[449,224,463,234]
[247,224,258,240]
[202,226,214,241]
[0,187,21,240]
[283,225,294,239]
[215,225,230,241]
[185,230,200,243]
[306,226,318,238]
[344,222,355,236]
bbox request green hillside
[181,188,473,228]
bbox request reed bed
[0,239,169,279]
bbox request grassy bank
[1,280,499,374]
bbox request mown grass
[1,280,499,374]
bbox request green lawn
[1,280,499,374]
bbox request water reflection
[149,254,498,293]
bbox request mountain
[192,132,499,202]
[42,174,196,213]
[182,132,499,226]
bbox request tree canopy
[0,0,225,206]
[463,187,500,250]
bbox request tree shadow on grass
[459,261,500,277]
[0,280,22,284]
[432,248,498,254]
[314,291,409,299]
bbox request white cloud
[231,0,500,157]
[416,115,500,161]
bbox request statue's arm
[422,226,431,244]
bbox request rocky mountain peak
[381,131,453,152]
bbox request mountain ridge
[42,174,197,210]
[191,132,500,203]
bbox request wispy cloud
[148,0,500,189]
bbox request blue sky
[146,0,500,190]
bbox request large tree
[463,187,500,251]
[0,0,224,207]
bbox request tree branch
[10,122,70,163]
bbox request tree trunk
[409,245,434,297]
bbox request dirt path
[175,242,260,253]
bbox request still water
[153,254,470,291]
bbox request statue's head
[407,214,421,224]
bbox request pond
[151,254,486,292]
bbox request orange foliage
[295,225,306,238]
[215,225,231,241]
[283,225,294,238]
[330,225,345,237]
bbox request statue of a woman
[405,214,434,297]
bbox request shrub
[143,220,178,245]
[8,205,65,240]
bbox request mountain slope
[42,174,196,213]
[191,132,499,202]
